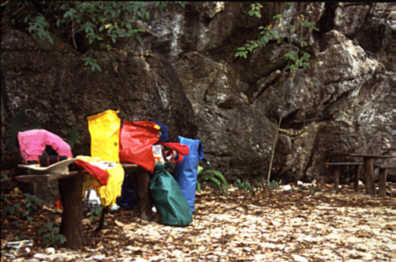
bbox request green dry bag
[149,165,192,226]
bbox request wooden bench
[375,163,396,197]
[325,161,363,192]
[16,160,144,249]
[326,153,396,196]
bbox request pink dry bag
[17,129,73,162]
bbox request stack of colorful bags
[17,109,204,226]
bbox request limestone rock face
[1,2,394,183]
[1,29,196,162]
[174,51,276,178]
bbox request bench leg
[364,158,375,195]
[136,171,153,221]
[334,167,340,193]
[58,174,83,249]
[354,165,361,192]
[378,168,387,197]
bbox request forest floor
[1,182,395,262]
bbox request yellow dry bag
[87,109,121,162]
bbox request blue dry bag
[174,136,204,212]
[116,175,137,210]
[151,120,168,142]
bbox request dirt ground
[1,183,395,262]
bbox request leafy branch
[13,2,172,72]
[235,10,318,71]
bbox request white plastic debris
[86,189,101,207]
[291,254,308,262]
[33,253,48,260]
[111,203,120,211]
[135,258,149,262]
[6,240,33,249]
[92,254,106,260]
[26,247,31,253]
[152,145,165,165]
[281,184,292,191]
[45,247,55,255]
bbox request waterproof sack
[38,145,68,167]
[39,154,67,167]
[149,165,192,226]
[160,142,190,164]
[74,159,109,186]
[95,161,125,207]
[174,136,204,212]
[79,155,124,207]
[116,174,138,210]
[152,120,169,142]
[119,121,160,173]
[87,110,121,162]
[18,129,73,162]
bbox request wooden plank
[348,154,396,158]
[18,158,78,175]
[375,164,396,169]
[331,153,396,159]
[121,163,139,168]
[15,171,79,182]
[325,162,363,166]
[16,161,139,185]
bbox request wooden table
[16,160,138,249]
[325,161,363,192]
[375,163,396,197]
[330,154,396,195]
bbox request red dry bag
[119,121,160,173]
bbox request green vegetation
[197,166,228,195]
[308,187,321,195]
[265,179,282,188]
[0,173,9,183]
[22,193,42,222]
[235,4,318,71]
[234,178,282,196]
[88,205,104,222]
[234,178,256,196]
[1,192,42,221]
[38,221,66,246]
[0,190,65,246]
[4,1,184,72]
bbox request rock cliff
[1,2,394,183]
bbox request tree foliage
[3,1,183,71]
[235,4,318,71]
